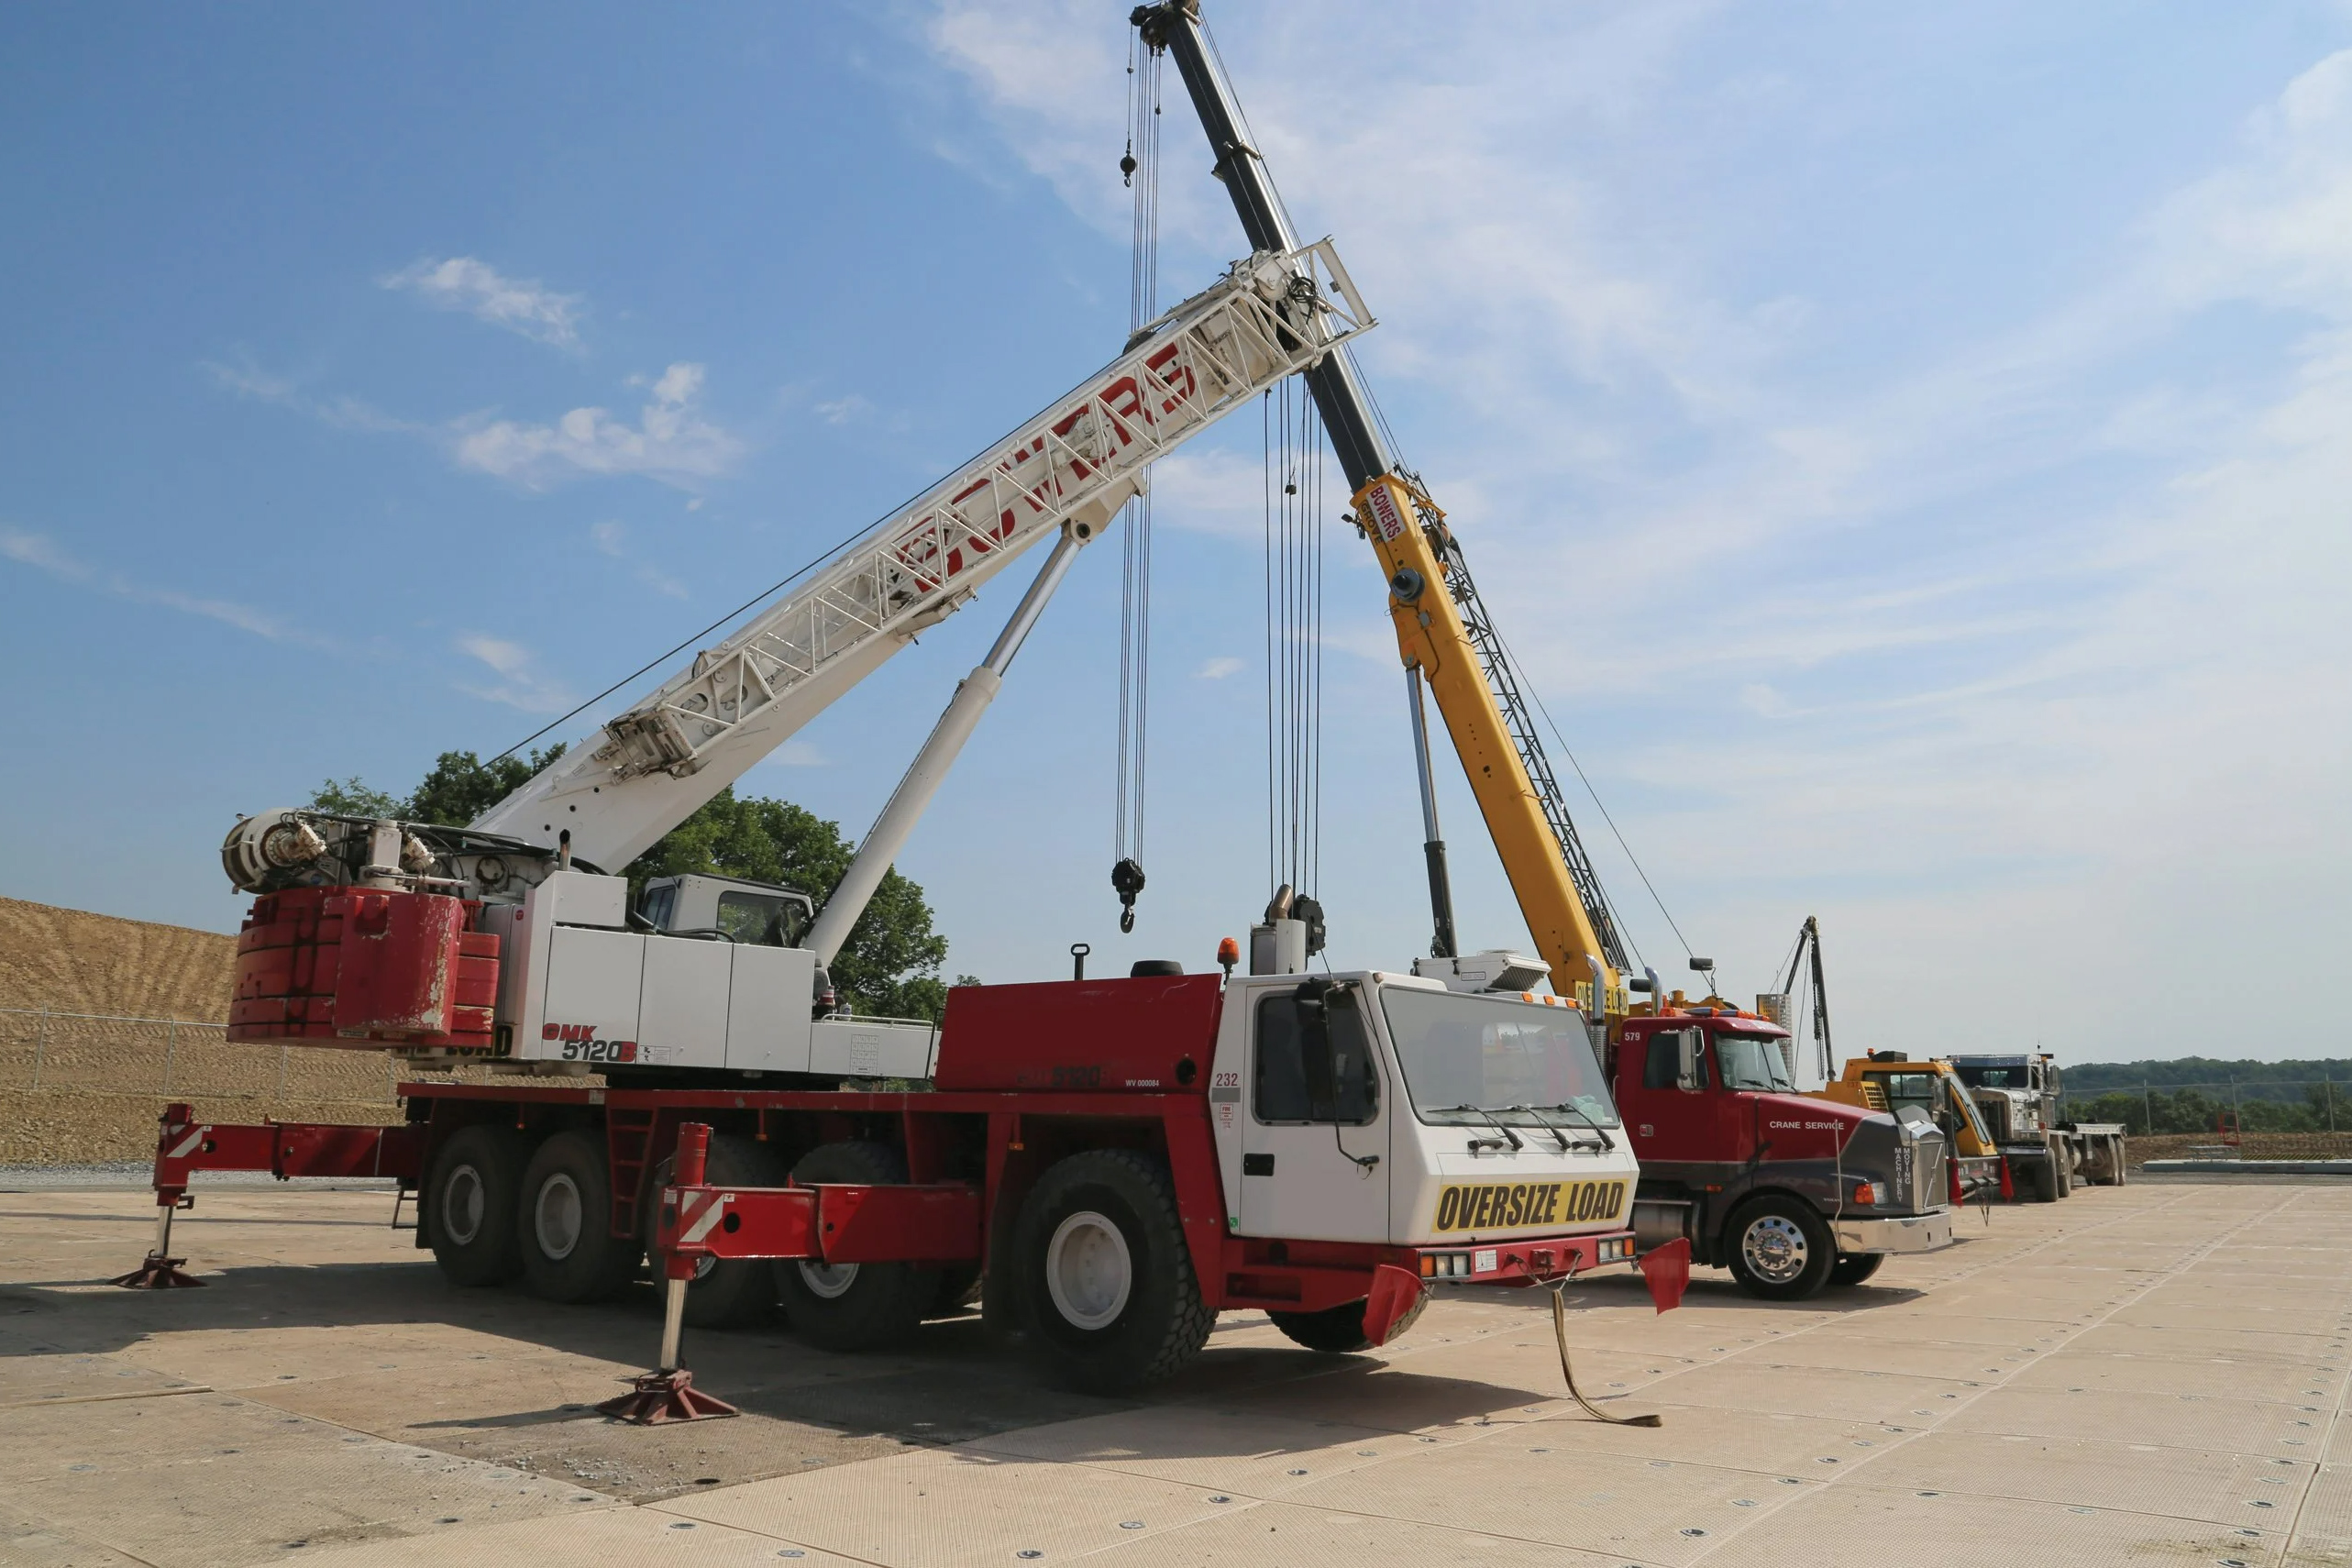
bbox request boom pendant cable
[1264,376,1327,920]
[1110,38,1162,934]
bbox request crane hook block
[1111,857,1147,934]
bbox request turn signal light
[1852,1182,1877,1206]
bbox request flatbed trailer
[118,971,1687,1406]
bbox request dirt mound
[0,895,236,1021]
[0,895,404,1165]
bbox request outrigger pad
[1637,1238,1690,1314]
[110,1254,206,1289]
[596,1369,738,1426]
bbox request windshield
[1951,1063,2026,1089]
[1379,988,1619,1128]
[1716,1032,1795,1092]
[716,890,810,946]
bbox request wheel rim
[1044,1210,1132,1331]
[534,1173,583,1262]
[443,1165,485,1246]
[1739,1214,1810,1285]
[797,1261,860,1299]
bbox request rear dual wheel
[518,1131,643,1303]
[425,1126,526,1286]
[774,1141,939,1351]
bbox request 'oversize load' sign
[1432,1178,1628,1233]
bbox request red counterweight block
[228,887,500,1051]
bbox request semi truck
[1949,1053,2128,1198]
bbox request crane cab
[637,874,815,946]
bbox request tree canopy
[310,753,964,1021]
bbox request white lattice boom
[472,241,1372,869]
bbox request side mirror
[1675,1031,1703,1091]
[1297,979,1337,1113]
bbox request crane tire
[425,1125,527,1287]
[2027,1155,2061,1203]
[775,1141,938,1352]
[927,1264,984,1319]
[518,1131,643,1304]
[1827,1253,1885,1287]
[1723,1195,1837,1301]
[1014,1149,1213,1394]
[1268,1287,1429,1353]
[652,1134,787,1329]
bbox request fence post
[162,1018,178,1094]
[2143,1081,2154,1137]
[2328,1070,2337,1137]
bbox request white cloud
[1196,656,1244,680]
[590,520,626,557]
[383,257,585,349]
[813,393,873,425]
[2,527,293,641]
[455,362,744,489]
[455,633,575,713]
[585,520,690,599]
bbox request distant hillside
[0,895,234,1020]
[2066,1056,2352,1099]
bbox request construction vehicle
[1813,1052,2004,1201]
[121,207,1675,1400]
[1949,1053,2128,1198]
[1133,0,1954,1301]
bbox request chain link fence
[2060,1077,2352,1161]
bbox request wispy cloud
[1196,656,1244,679]
[2,527,294,640]
[455,362,744,489]
[587,520,690,599]
[455,633,576,713]
[204,355,420,435]
[383,257,585,350]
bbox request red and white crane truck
[121,223,1678,1404]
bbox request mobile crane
[1132,0,1954,1300]
[123,226,1671,1397]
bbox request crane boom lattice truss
[1405,483,1631,974]
[474,242,1373,870]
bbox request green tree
[309,762,961,1023]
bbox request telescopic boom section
[1135,0,1631,1005]
[472,242,1374,871]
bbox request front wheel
[1722,1195,1836,1301]
[425,1125,526,1286]
[1827,1253,1884,1287]
[1014,1150,1213,1394]
[2026,1155,2061,1203]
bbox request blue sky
[4,3,2346,1066]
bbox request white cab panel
[726,945,816,1073]
[810,1016,936,1080]
[537,869,630,930]
[638,937,733,1068]
[539,926,645,1058]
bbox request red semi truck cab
[1607,1007,1954,1298]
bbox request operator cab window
[1644,1032,1705,1091]
[639,883,677,931]
[1254,988,1377,1125]
[715,890,808,947]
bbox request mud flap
[1361,1264,1427,1347]
[1637,1237,1690,1313]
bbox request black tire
[1269,1301,1374,1353]
[517,1130,642,1304]
[2110,1137,2128,1187]
[1013,1149,1213,1394]
[1722,1194,1837,1301]
[2026,1154,2060,1203]
[774,1141,938,1352]
[652,1134,788,1329]
[1827,1253,1885,1287]
[2053,1143,2074,1198]
[425,1125,526,1286]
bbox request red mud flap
[596,1369,738,1426]
[1362,1264,1426,1347]
[1637,1238,1690,1313]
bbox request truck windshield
[1952,1063,2026,1088]
[1715,1033,1795,1093]
[1379,989,1619,1128]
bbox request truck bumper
[1832,1209,1952,1254]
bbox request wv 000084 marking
[1433,1178,1627,1233]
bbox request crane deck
[2,1178,2346,1568]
